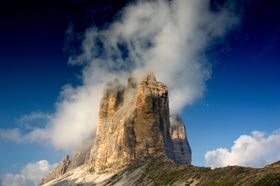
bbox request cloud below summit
[0,0,237,151]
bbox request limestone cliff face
[86,78,136,172]
[133,73,173,159]
[41,73,191,184]
[40,151,88,185]
[170,115,192,164]
[86,73,191,172]
[40,155,71,185]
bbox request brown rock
[133,73,173,159]
[41,73,192,183]
[40,150,88,185]
[170,115,192,164]
[86,77,136,172]
[86,73,191,173]
[40,155,71,185]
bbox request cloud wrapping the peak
[205,129,280,168]
[72,0,237,113]
[0,0,237,151]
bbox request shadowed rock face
[134,73,171,159]
[40,73,192,184]
[170,115,192,164]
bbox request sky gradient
[0,0,280,185]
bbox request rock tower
[40,73,191,184]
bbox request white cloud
[0,128,23,143]
[0,128,47,144]
[1,160,56,186]
[0,112,51,144]
[73,0,237,113]
[18,112,51,129]
[205,129,280,168]
[0,0,238,151]
[1,174,25,186]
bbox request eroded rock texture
[86,73,191,172]
[40,155,71,185]
[41,73,191,184]
[170,115,192,164]
[40,151,88,185]
[133,73,173,159]
[86,78,136,172]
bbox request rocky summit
[41,73,192,185]
[86,72,191,173]
[40,73,280,186]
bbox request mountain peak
[143,72,156,82]
[40,73,191,184]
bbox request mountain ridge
[41,157,280,186]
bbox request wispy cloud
[205,129,280,168]
[0,160,56,186]
[0,0,237,151]
[0,112,50,143]
[0,128,48,144]
[18,112,51,129]
[71,0,237,113]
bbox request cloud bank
[0,0,237,151]
[0,160,56,186]
[205,129,280,168]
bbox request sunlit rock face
[86,78,136,172]
[40,155,70,185]
[133,73,174,160]
[86,72,191,172]
[41,73,191,184]
[40,151,88,185]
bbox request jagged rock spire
[41,73,191,184]
[143,72,156,82]
[86,73,191,172]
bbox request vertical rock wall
[87,73,191,172]
[41,73,192,184]
[170,115,192,164]
[133,73,173,159]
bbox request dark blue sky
[0,0,130,130]
[0,0,280,178]
[0,0,134,175]
[185,0,280,165]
